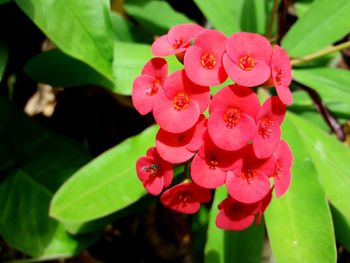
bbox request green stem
[290,40,350,66]
[266,0,279,38]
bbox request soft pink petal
[226,171,270,204]
[271,45,292,87]
[223,54,271,87]
[253,125,281,159]
[167,24,204,47]
[190,153,226,189]
[184,45,227,86]
[151,35,178,56]
[216,210,255,231]
[155,128,195,164]
[186,115,207,152]
[276,85,293,105]
[132,75,159,115]
[136,156,164,196]
[208,110,256,151]
[153,90,200,133]
[141,57,168,83]
[274,167,291,198]
[226,32,272,63]
[195,29,227,54]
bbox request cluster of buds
[133,24,293,231]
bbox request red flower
[132,57,168,115]
[190,132,241,189]
[184,29,227,86]
[155,115,207,164]
[151,24,204,58]
[216,196,259,231]
[271,140,293,197]
[160,182,211,214]
[226,145,275,204]
[270,45,293,105]
[223,32,272,87]
[208,85,260,151]
[136,147,173,196]
[253,96,286,159]
[216,188,273,230]
[153,70,210,133]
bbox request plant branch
[266,0,279,38]
[296,82,345,141]
[291,40,350,66]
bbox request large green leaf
[50,125,158,223]
[24,49,114,89]
[110,12,152,43]
[0,42,8,82]
[112,42,182,95]
[204,186,265,263]
[15,0,115,81]
[0,98,92,258]
[332,206,350,252]
[293,68,350,107]
[0,0,11,5]
[265,113,336,263]
[282,0,350,56]
[124,0,193,35]
[288,113,350,221]
[240,0,268,34]
[193,0,242,35]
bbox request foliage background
[0,0,350,262]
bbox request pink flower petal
[141,57,168,83]
[209,85,260,117]
[223,54,271,87]
[226,32,272,63]
[184,45,227,86]
[276,85,293,105]
[190,153,226,189]
[271,45,292,87]
[153,90,201,133]
[226,170,270,204]
[208,110,256,151]
[253,126,281,159]
[216,209,255,231]
[151,35,178,56]
[132,75,159,115]
[167,24,204,47]
[136,156,164,196]
[186,115,207,152]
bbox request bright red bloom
[223,32,272,87]
[270,45,293,105]
[253,96,286,159]
[153,70,210,133]
[226,145,275,204]
[132,58,168,115]
[271,140,293,198]
[155,115,207,164]
[208,85,260,151]
[160,182,211,214]
[136,147,173,196]
[151,24,204,58]
[184,30,227,86]
[190,132,241,189]
[216,196,259,231]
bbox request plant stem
[296,82,345,141]
[266,0,279,38]
[290,40,350,66]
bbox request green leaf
[50,125,158,223]
[110,12,152,43]
[0,0,11,5]
[288,112,350,222]
[15,0,115,81]
[204,187,264,263]
[0,42,9,82]
[24,49,114,89]
[112,42,182,95]
[124,0,193,35]
[331,206,350,252]
[282,0,350,56]
[0,98,92,258]
[193,0,242,35]
[265,113,336,263]
[240,0,268,34]
[293,67,350,107]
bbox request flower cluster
[133,24,293,231]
